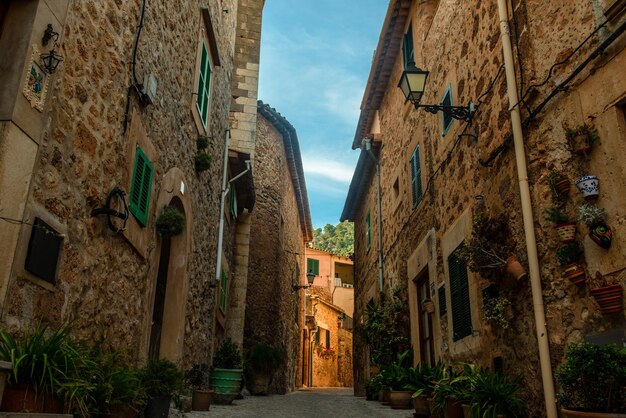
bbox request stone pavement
[182,388,413,418]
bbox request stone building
[243,101,313,394]
[342,0,626,414]
[305,247,355,315]
[0,0,265,370]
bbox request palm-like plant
[405,360,447,398]
[468,369,525,418]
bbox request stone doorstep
[0,415,72,418]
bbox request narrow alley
[182,389,411,418]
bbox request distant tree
[312,221,354,257]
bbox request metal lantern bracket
[90,187,129,233]
[414,102,475,122]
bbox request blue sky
[258,1,388,229]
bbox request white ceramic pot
[575,175,599,200]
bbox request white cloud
[302,156,355,183]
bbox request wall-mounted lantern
[398,61,475,122]
[292,270,315,292]
[40,24,64,74]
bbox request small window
[24,217,63,284]
[402,24,414,68]
[315,329,320,345]
[219,269,228,313]
[392,177,400,200]
[307,258,320,276]
[229,183,237,219]
[128,147,154,227]
[196,39,213,128]
[441,85,453,136]
[410,145,423,207]
[448,244,472,341]
[438,284,447,316]
[325,329,331,349]
[365,210,371,250]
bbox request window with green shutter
[129,146,154,227]
[402,24,414,68]
[365,210,371,250]
[219,269,228,313]
[410,145,423,208]
[325,329,331,349]
[307,258,319,276]
[441,85,453,136]
[448,245,472,341]
[438,284,447,316]
[196,39,212,128]
[229,183,237,219]
[315,329,320,345]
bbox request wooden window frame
[191,19,216,135]
[441,84,453,136]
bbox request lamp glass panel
[399,74,411,100]
[407,72,427,95]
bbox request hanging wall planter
[155,206,185,237]
[578,204,612,250]
[562,263,586,288]
[545,207,576,244]
[556,242,585,287]
[547,169,570,204]
[195,152,212,173]
[504,255,527,280]
[565,123,599,156]
[589,284,623,314]
[575,175,599,200]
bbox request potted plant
[565,123,599,156]
[155,206,185,237]
[431,364,475,418]
[195,153,211,173]
[545,207,577,244]
[196,135,209,150]
[365,373,383,401]
[547,169,571,203]
[244,344,282,396]
[406,361,447,417]
[185,364,213,411]
[0,323,76,413]
[556,342,626,417]
[588,271,623,315]
[139,359,181,418]
[465,368,525,418]
[211,338,243,405]
[383,350,413,409]
[578,204,612,249]
[556,242,586,287]
[575,175,600,201]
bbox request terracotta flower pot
[575,175,599,200]
[571,133,593,156]
[589,284,623,314]
[505,255,527,280]
[412,395,430,417]
[389,390,413,409]
[380,389,391,405]
[560,408,626,418]
[191,389,213,411]
[554,175,571,197]
[563,263,586,287]
[445,398,465,418]
[0,385,61,413]
[555,222,577,244]
[589,223,612,249]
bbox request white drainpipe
[496,2,557,417]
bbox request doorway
[416,271,435,365]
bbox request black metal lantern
[292,270,315,292]
[40,48,63,74]
[306,270,316,285]
[398,62,429,105]
[398,61,474,122]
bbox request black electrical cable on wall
[122,0,148,133]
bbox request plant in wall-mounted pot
[155,206,185,237]
[578,204,612,249]
[556,242,586,287]
[547,169,570,204]
[588,270,624,315]
[195,152,212,173]
[574,175,600,201]
[545,207,577,244]
[197,135,209,150]
[565,123,599,156]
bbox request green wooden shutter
[326,329,331,348]
[448,246,472,341]
[402,25,414,68]
[307,258,319,276]
[365,210,371,250]
[442,85,453,135]
[410,146,423,208]
[219,269,228,313]
[315,329,320,345]
[129,147,153,227]
[196,40,212,128]
[438,284,447,316]
[229,183,237,218]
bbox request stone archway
[144,168,192,364]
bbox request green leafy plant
[431,363,477,411]
[139,359,182,399]
[185,363,210,390]
[565,123,599,151]
[405,360,447,398]
[483,296,511,329]
[196,135,209,150]
[556,342,626,412]
[544,207,570,225]
[578,204,606,227]
[467,369,526,418]
[245,344,282,376]
[547,170,570,205]
[195,152,212,173]
[213,338,242,369]
[556,242,583,266]
[155,206,185,236]
[365,373,383,400]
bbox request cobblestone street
[184,388,413,418]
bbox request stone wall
[350,0,626,412]
[0,0,239,369]
[244,110,305,394]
